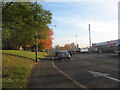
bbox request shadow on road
[38,56,62,61]
[38,57,52,60]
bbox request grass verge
[2,50,47,88]
[2,50,47,61]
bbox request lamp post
[75,35,77,49]
[68,40,69,44]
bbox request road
[28,53,119,88]
[53,53,119,88]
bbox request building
[91,39,120,53]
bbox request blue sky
[39,1,118,48]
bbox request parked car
[51,50,60,60]
[58,51,71,59]
[67,50,72,56]
[72,51,77,54]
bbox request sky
[39,0,119,48]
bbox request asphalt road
[54,53,119,88]
[27,53,119,88]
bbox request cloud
[50,2,118,47]
[75,21,118,32]
[52,37,89,48]
[53,16,118,47]
[54,16,118,32]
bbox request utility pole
[36,0,38,62]
[89,24,91,48]
[36,33,38,62]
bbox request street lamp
[68,40,69,44]
[49,25,57,28]
[75,35,77,48]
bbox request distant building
[92,39,120,53]
[92,39,120,47]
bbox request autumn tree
[38,29,54,50]
[2,2,52,50]
[55,42,76,51]
[70,43,76,50]
[55,45,60,50]
[64,44,70,50]
[59,46,65,50]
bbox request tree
[64,44,70,50]
[55,45,60,50]
[70,43,76,50]
[59,46,65,50]
[37,29,54,51]
[2,2,52,50]
[55,42,76,51]
[42,29,54,50]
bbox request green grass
[2,50,47,88]
[2,50,46,61]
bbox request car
[72,51,77,54]
[67,50,72,56]
[58,51,71,59]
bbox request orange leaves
[25,45,31,47]
[55,43,76,50]
[38,29,54,50]
[38,39,45,42]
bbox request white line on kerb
[51,61,88,89]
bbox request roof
[92,39,120,46]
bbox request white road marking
[89,71,120,82]
[51,61,89,89]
